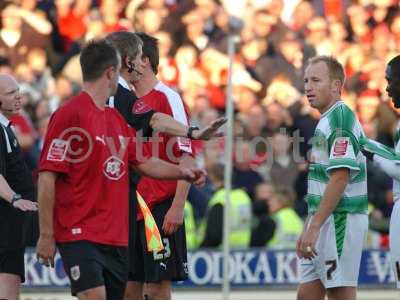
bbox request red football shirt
[137,82,192,218]
[39,92,140,246]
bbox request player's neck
[132,72,158,98]
[82,82,109,110]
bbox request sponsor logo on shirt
[103,156,126,180]
[71,228,82,235]
[132,99,152,114]
[333,137,349,157]
[47,139,69,161]
[95,135,106,145]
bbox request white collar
[0,112,10,127]
[118,76,131,90]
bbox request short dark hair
[106,31,143,69]
[388,55,400,78]
[80,39,119,82]
[307,55,345,88]
[136,32,159,74]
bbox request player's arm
[308,168,349,229]
[0,174,15,203]
[371,154,400,181]
[0,128,36,210]
[133,157,205,185]
[37,171,57,239]
[36,109,73,267]
[36,171,57,267]
[163,153,195,234]
[300,168,349,259]
[300,132,358,258]
[150,112,225,140]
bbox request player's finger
[18,205,27,211]
[163,222,172,235]
[212,132,224,138]
[312,246,318,257]
[162,220,169,232]
[213,117,227,127]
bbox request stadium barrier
[22,248,395,289]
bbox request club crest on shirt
[103,156,126,180]
[333,137,349,157]
[47,139,69,161]
[70,265,80,281]
[132,99,152,114]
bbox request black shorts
[128,198,188,283]
[0,248,25,282]
[58,240,128,299]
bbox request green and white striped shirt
[306,101,368,214]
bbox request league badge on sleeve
[47,139,69,161]
[333,137,349,157]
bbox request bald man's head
[0,74,21,117]
[386,55,400,108]
[0,74,18,89]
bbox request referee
[105,32,224,297]
[0,74,38,300]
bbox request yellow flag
[136,192,164,252]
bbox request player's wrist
[187,126,200,139]
[40,232,54,239]
[309,219,323,230]
[10,193,22,207]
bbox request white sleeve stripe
[155,83,188,126]
[154,83,192,153]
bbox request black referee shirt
[107,77,154,137]
[0,113,34,248]
[107,77,155,260]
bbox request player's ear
[331,79,341,93]
[105,66,114,80]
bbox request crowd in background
[2,0,400,249]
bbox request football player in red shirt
[36,39,206,300]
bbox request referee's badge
[70,265,80,281]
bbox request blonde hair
[307,55,345,88]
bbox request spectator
[267,187,303,249]
[250,182,276,247]
[200,163,252,248]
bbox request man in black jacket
[0,74,37,300]
[105,31,224,300]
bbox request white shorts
[390,200,400,288]
[299,213,368,288]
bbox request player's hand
[192,117,227,140]
[180,167,207,187]
[299,224,319,260]
[36,235,56,268]
[13,199,38,212]
[162,203,184,235]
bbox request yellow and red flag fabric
[136,192,164,252]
